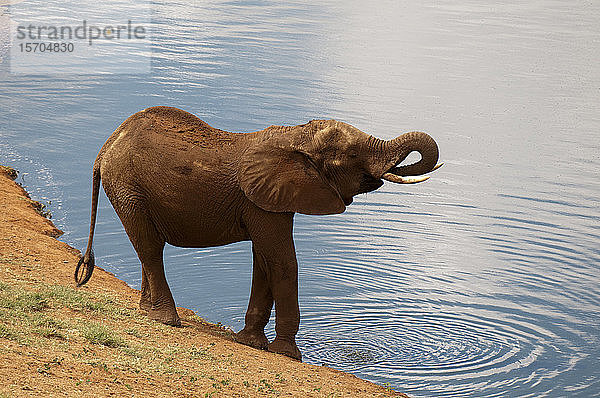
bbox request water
[1,1,599,396]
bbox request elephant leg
[139,267,152,312]
[236,247,273,350]
[115,203,180,326]
[267,255,301,361]
[131,228,179,326]
[245,211,301,360]
[134,238,179,326]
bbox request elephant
[75,106,441,360]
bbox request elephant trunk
[373,132,441,184]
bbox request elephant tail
[74,160,101,287]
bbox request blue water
[1,1,599,396]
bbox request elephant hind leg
[131,220,179,326]
[139,268,152,312]
[113,200,180,326]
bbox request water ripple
[299,304,585,396]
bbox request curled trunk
[373,132,441,184]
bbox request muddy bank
[0,165,406,397]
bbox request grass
[0,289,49,312]
[0,278,132,316]
[0,279,357,397]
[0,280,183,377]
[0,323,14,339]
[0,280,229,378]
[0,280,131,346]
[80,322,126,348]
[29,312,68,340]
[124,327,148,339]
[44,285,107,312]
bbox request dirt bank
[0,165,406,397]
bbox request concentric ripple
[304,312,521,374]
[295,303,586,396]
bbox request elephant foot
[139,296,151,312]
[236,328,269,350]
[148,307,181,327]
[268,338,302,361]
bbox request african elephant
[75,106,441,360]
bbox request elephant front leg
[267,257,301,361]
[236,247,273,350]
[244,211,301,360]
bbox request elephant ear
[238,143,345,215]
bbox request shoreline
[0,165,406,397]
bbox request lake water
[1,1,599,396]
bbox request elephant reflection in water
[75,106,442,360]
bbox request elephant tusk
[431,162,444,172]
[381,173,430,184]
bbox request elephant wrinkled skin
[75,106,441,361]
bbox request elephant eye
[348,151,358,158]
[296,150,319,167]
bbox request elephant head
[239,120,441,215]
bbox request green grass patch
[119,345,144,358]
[43,285,107,312]
[0,280,223,380]
[29,313,68,340]
[0,323,15,339]
[188,344,214,359]
[42,285,134,318]
[125,327,149,339]
[0,289,48,312]
[0,282,133,317]
[80,322,126,348]
[0,282,134,347]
